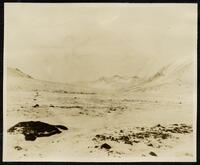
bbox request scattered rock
[93,124,192,152]
[147,143,153,147]
[125,141,133,145]
[109,107,116,111]
[95,134,106,141]
[92,138,97,141]
[149,151,157,156]
[32,104,39,108]
[120,135,129,141]
[133,140,140,143]
[100,143,111,150]
[14,146,22,151]
[161,134,169,139]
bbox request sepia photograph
[3,3,197,162]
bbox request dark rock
[111,137,115,141]
[131,134,136,137]
[95,134,107,140]
[92,138,97,141]
[147,143,153,147]
[144,133,150,138]
[120,135,129,141]
[25,134,36,141]
[125,141,133,145]
[100,143,111,150]
[161,134,169,139]
[14,146,22,151]
[137,135,144,139]
[7,121,68,141]
[149,151,157,156]
[33,104,39,108]
[49,104,54,107]
[165,129,173,133]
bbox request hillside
[121,58,195,96]
[6,67,96,94]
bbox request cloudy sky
[4,3,197,83]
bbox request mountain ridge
[7,57,195,93]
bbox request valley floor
[4,88,196,162]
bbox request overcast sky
[4,3,197,83]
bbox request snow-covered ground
[3,58,196,162]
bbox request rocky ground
[91,124,193,157]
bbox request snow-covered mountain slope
[122,57,196,99]
[6,67,96,93]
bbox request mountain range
[6,57,195,96]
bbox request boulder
[8,121,68,141]
[100,143,111,150]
